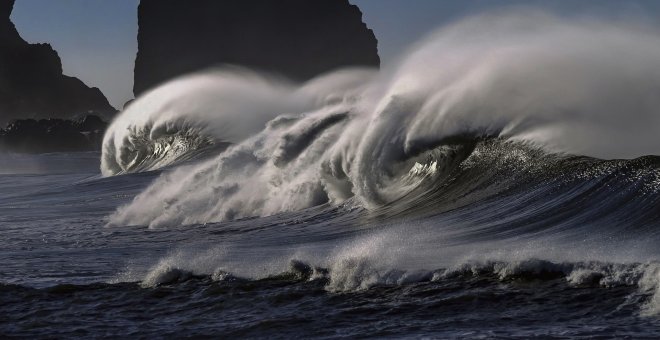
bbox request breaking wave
[103,11,660,227]
[101,68,374,175]
[126,248,660,316]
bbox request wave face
[104,11,660,228]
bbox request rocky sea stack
[0,0,116,125]
[0,0,115,152]
[133,0,380,96]
[0,115,108,153]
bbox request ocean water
[3,145,660,338]
[4,11,660,338]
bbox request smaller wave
[131,254,660,316]
[141,265,197,288]
[7,257,656,304]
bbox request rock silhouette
[0,115,108,153]
[134,0,379,96]
[0,0,381,153]
[0,0,116,126]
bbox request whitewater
[4,11,660,337]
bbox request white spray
[104,11,660,228]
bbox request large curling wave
[103,11,660,228]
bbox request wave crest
[101,68,371,175]
[104,11,660,227]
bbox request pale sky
[10,0,660,109]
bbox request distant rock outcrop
[0,0,116,126]
[0,115,108,153]
[134,0,379,96]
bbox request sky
[10,0,660,109]
[11,0,139,108]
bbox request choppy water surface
[3,146,660,338]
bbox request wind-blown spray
[104,11,660,228]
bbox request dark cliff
[0,0,116,125]
[133,0,379,96]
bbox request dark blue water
[3,143,660,338]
